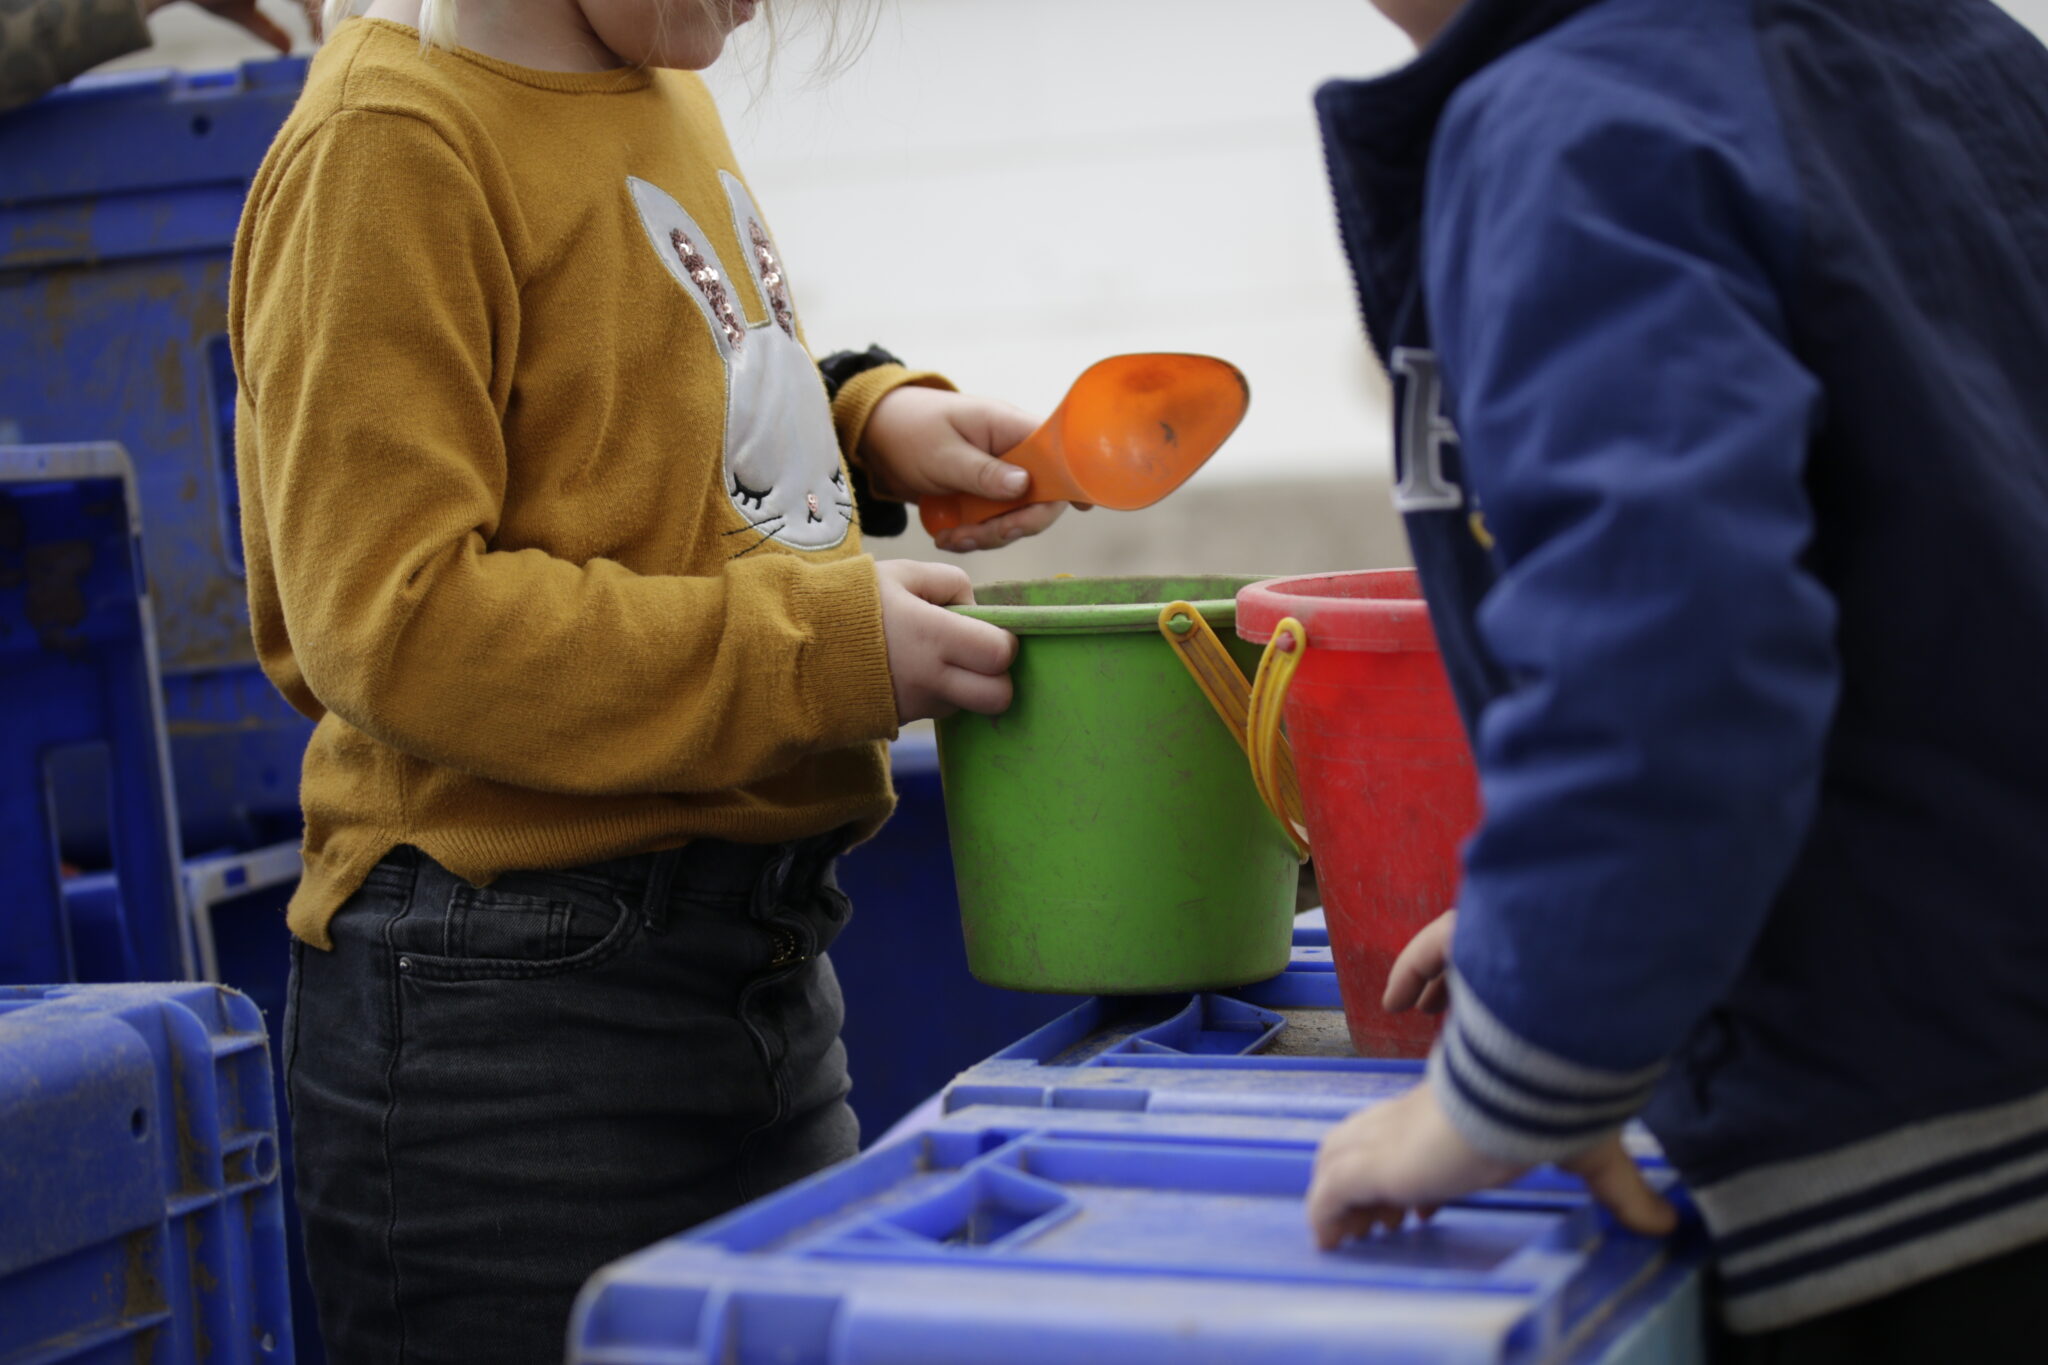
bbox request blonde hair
[318,0,877,73]
[322,0,458,49]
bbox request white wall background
[111,0,2048,495]
[702,0,1410,486]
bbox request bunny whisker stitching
[730,521,787,558]
[723,514,787,535]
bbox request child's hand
[877,560,1018,722]
[1305,1082,1676,1249]
[859,387,1080,554]
[1383,910,1457,1014]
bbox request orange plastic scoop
[919,353,1250,536]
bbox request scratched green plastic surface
[937,577,1297,994]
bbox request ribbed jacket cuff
[1428,969,1664,1166]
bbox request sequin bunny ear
[627,175,749,359]
[719,172,798,343]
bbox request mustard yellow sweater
[230,20,933,947]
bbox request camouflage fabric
[0,0,151,113]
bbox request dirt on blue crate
[0,983,294,1365]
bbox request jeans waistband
[376,831,849,907]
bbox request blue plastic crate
[179,843,323,1365]
[53,844,327,1365]
[0,58,306,676]
[942,975,1434,1125]
[863,917,1349,1147]
[830,730,1070,1141]
[939,972,1667,1169]
[0,61,317,853]
[0,982,295,1364]
[570,1095,1705,1365]
[0,444,193,985]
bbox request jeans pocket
[395,873,640,982]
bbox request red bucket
[1236,570,1479,1058]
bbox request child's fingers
[1417,977,1450,1014]
[937,664,1013,716]
[1382,912,1456,1011]
[1308,1153,1406,1249]
[972,400,1044,460]
[1316,1204,1397,1250]
[893,558,975,606]
[1383,966,1425,1013]
[936,502,1065,552]
[917,444,1030,504]
[939,615,1018,677]
[1561,1138,1677,1237]
[1382,953,1442,1012]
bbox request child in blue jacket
[1308,0,2048,1356]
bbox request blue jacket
[1318,0,2048,1332]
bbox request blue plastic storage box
[570,1098,1705,1365]
[0,61,317,853]
[865,912,1355,1147]
[939,968,1668,1172]
[0,444,193,986]
[51,844,325,1365]
[941,944,1416,1117]
[0,982,294,1364]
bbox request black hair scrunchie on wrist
[818,344,910,539]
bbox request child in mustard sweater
[230,2,1066,1359]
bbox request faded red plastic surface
[1237,570,1479,1058]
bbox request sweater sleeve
[827,355,956,539]
[234,109,898,799]
[1418,84,1838,1163]
[0,0,151,113]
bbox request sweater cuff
[830,363,957,471]
[1427,969,1664,1166]
[790,555,899,749]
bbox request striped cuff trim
[1698,1079,2048,1238]
[1694,1080,2048,1330]
[1721,1180,2048,1333]
[1428,971,1662,1166]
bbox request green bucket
[936,575,1299,994]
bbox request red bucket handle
[1247,617,1312,858]
[1157,602,1310,858]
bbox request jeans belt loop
[641,847,685,934]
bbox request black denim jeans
[282,835,860,1365]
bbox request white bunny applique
[627,172,854,557]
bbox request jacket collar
[1315,0,1606,351]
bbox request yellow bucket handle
[1247,616,1311,857]
[1157,603,1311,859]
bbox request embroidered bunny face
[627,173,854,555]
